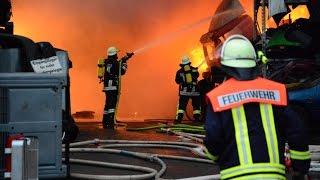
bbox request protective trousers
[175,95,201,123]
[103,89,119,129]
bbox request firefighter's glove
[99,77,104,84]
[122,52,134,62]
[258,51,268,64]
[126,52,134,59]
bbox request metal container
[0,73,66,178]
[0,49,22,72]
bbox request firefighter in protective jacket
[98,46,134,129]
[175,55,201,124]
[204,35,310,179]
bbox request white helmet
[107,46,118,56]
[220,35,257,68]
[181,55,190,65]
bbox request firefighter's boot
[194,114,201,122]
[174,113,184,124]
[102,114,114,129]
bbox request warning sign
[30,56,63,74]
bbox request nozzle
[126,52,134,58]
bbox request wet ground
[61,121,320,180]
[67,121,218,179]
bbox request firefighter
[198,67,227,122]
[204,35,310,179]
[198,71,214,122]
[175,55,201,124]
[98,46,134,129]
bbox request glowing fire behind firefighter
[267,5,310,27]
[283,5,310,23]
[11,0,256,121]
[189,46,208,74]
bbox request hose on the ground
[65,139,217,179]
[67,158,157,180]
[176,132,205,138]
[98,144,206,158]
[166,130,203,143]
[126,124,167,131]
[66,139,320,180]
[176,174,220,180]
[126,123,204,132]
[66,148,167,179]
[70,139,207,158]
[159,127,205,134]
[157,154,213,164]
[70,139,202,148]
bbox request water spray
[133,15,212,54]
[133,9,240,55]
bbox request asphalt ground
[59,121,320,180]
[67,121,218,180]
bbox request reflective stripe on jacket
[175,64,200,96]
[103,58,127,91]
[204,77,310,179]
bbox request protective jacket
[97,54,132,129]
[204,77,311,180]
[99,56,129,91]
[175,64,200,96]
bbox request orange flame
[189,46,208,74]
[284,5,310,22]
[11,0,253,121]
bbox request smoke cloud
[12,0,252,121]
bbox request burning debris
[72,111,95,119]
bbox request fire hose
[68,158,158,180]
[126,123,204,132]
[64,139,218,179]
[159,127,205,134]
[66,148,165,180]
[163,129,204,143]
[64,139,320,179]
